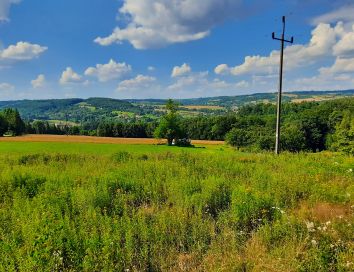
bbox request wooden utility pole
[272,16,293,154]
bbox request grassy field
[0,141,353,271]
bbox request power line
[272,16,294,155]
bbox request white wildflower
[306,221,315,232]
[311,239,317,246]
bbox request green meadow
[0,142,353,271]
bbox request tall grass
[0,144,353,271]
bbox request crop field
[0,141,353,271]
[181,105,226,110]
[0,135,225,146]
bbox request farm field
[0,134,225,146]
[0,141,353,271]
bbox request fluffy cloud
[215,22,342,76]
[117,74,156,91]
[333,26,354,57]
[171,63,191,77]
[214,64,230,75]
[59,67,82,85]
[0,41,47,61]
[0,0,20,21]
[95,0,247,49]
[84,59,132,82]
[167,69,250,97]
[320,57,354,75]
[168,71,209,91]
[0,82,14,91]
[31,74,46,88]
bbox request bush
[174,138,193,147]
[225,128,252,148]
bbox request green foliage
[224,98,354,153]
[1,108,25,136]
[0,113,7,136]
[154,99,187,145]
[225,128,254,148]
[328,111,354,155]
[281,122,307,152]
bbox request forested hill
[0,98,146,122]
[0,90,353,122]
[128,89,354,107]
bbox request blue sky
[1,0,354,100]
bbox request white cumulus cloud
[320,57,354,75]
[95,0,248,49]
[215,22,344,76]
[31,74,46,88]
[84,59,132,82]
[59,67,82,85]
[333,25,354,57]
[214,64,230,75]
[171,63,191,78]
[0,41,47,61]
[117,74,156,91]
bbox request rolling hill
[0,90,353,122]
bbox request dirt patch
[296,202,352,222]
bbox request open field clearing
[291,96,347,104]
[0,142,353,271]
[0,134,225,146]
[182,105,226,110]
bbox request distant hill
[0,90,353,122]
[0,97,148,122]
[128,89,354,107]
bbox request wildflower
[311,239,317,246]
[348,168,353,173]
[305,221,315,232]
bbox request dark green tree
[328,111,354,154]
[225,128,252,149]
[154,99,185,145]
[2,108,25,136]
[0,113,8,136]
[281,123,307,152]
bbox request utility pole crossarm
[272,34,293,43]
[272,16,294,155]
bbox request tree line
[1,98,353,154]
[0,108,25,136]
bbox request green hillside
[0,90,353,123]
